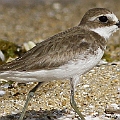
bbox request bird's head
[79,8,120,39]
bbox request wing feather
[0,27,97,71]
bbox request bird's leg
[19,82,43,120]
[70,78,85,120]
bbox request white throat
[91,25,118,39]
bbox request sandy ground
[0,0,120,120]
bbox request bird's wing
[0,27,94,71]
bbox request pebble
[0,90,6,96]
[23,41,36,51]
[0,50,5,61]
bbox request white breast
[0,48,104,83]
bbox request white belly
[0,48,104,82]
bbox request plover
[0,8,120,120]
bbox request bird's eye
[99,16,108,22]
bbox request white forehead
[89,13,118,22]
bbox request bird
[0,8,120,120]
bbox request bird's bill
[116,20,120,28]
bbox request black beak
[116,20,120,28]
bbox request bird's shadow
[0,108,71,120]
